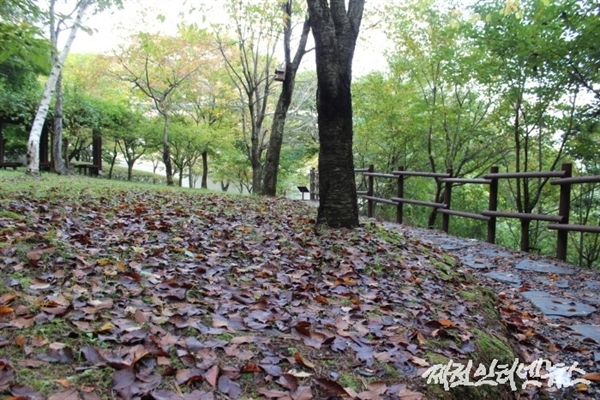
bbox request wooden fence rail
[354,163,600,261]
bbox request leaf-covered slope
[0,174,520,399]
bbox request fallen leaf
[581,372,600,382]
[398,389,424,399]
[293,353,315,369]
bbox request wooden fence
[351,163,600,261]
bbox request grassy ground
[0,170,523,399]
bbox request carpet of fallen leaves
[1,175,521,399]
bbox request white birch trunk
[26,0,91,174]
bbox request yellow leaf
[97,322,114,332]
[575,383,588,392]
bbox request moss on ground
[422,285,522,399]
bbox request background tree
[177,67,238,189]
[261,0,311,196]
[0,0,49,69]
[25,0,122,174]
[307,0,364,228]
[383,0,508,228]
[214,0,282,193]
[470,0,580,252]
[116,26,210,185]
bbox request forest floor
[0,170,598,399]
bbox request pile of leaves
[0,174,520,399]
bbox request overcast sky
[69,0,391,77]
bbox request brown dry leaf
[398,389,424,399]
[295,321,312,336]
[48,388,78,400]
[27,247,55,261]
[0,293,17,305]
[11,317,34,329]
[204,365,219,387]
[242,362,261,373]
[0,305,14,315]
[314,295,329,305]
[416,331,426,345]
[293,353,315,369]
[581,372,600,382]
[291,386,312,400]
[14,336,27,348]
[410,356,430,367]
[367,381,386,394]
[257,387,291,398]
[314,378,348,396]
[54,379,73,388]
[439,319,455,328]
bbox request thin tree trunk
[26,0,90,174]
[188,165,194,188]
[428,184,444,228]
[162,113,174,185]
[127,162,133,181]
[52,72,68,174]
[261,2,310,196]
[201,151,208,189]
[251,157,262,194]
[520,219,531,252]
[108,141,117,179]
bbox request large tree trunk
[308,0,364,228]
[261,2,310,196]
[52,72,68,174]
[26,0,90,174]
[161,113,174,186]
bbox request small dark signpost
[297,186,309,200]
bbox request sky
[69,0,391,77]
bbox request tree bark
[26,0,90,174]
[161,113,174,185]
[261,2,311,196]
[52,72,68,174]
[201,150,208,189]
[308,0,364,228]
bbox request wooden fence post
[487,166,499,244]
[367,164,374,218]
[556,163,572,261]
[397,166,404,224]
[442,168,453,233]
